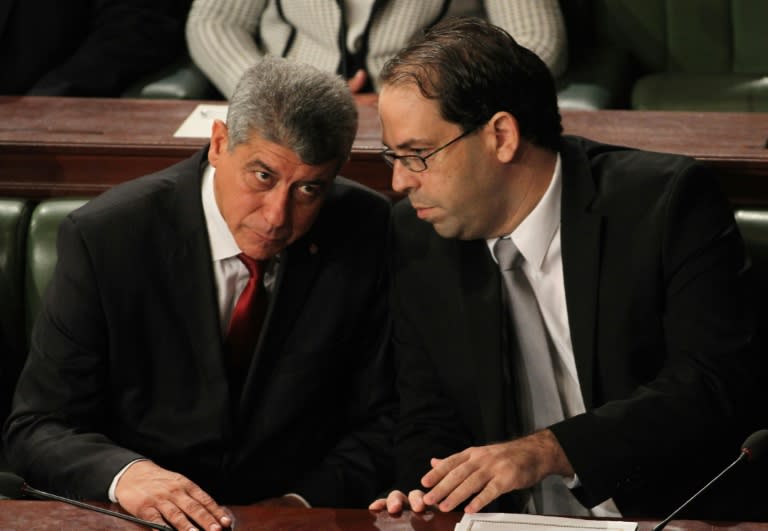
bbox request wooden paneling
[2,96,767,206]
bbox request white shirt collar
[201,164,241,262]
[487,153,562,269]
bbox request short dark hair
[380,17,562,152]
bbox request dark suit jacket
[3,148,394,507]
[0,0,182,96]
[390,136,767,520]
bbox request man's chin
[432,221,459,240]
[242,241,287,261]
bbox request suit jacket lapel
[240,227,323,401]
[458,240,509,441]
[164,151,228,397]
[560,137,602,409]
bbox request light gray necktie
[494,237,588,516]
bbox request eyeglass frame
[380,125,481,172]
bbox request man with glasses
[370,17,766,520]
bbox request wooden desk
[1,96,767,206]
[0,501,766,531]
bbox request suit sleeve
[292,276,396,507]
[28,0,182,97]
[387,207,475,494]
[290,194,397,508]
[550,163,766,508]
[186,0,268,99]
[3,216,144,500]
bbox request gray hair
[226,56,358,166]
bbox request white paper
[455,513,637,531]
[173,104,229,138]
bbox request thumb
[347,69,367,93]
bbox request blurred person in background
[186,0,567,99]
[0,0,187,96]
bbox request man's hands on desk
[115,460,232,531]
[369,429,574,514]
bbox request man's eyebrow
[296,177,330,186]
[383,138,431,151]
[245,158,276,174]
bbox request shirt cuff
[109,459,148,502]
[283,492,311,508]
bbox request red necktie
[225,253,267,374]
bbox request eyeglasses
[380,127,478,173]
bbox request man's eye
[296,183,323,201]
[245,171,272,189]
[299,184,318,195]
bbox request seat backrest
[734,209,768,331]
[0,199,32,456]
[592,0,768,75]
[25,199,90,341]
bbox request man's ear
[208,119,229,166]
[488,112,519,163]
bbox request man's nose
[263,187,290,229]
[391,160,419,194]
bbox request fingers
[347,69,368,93]
[420,443,522,513]
[368,489,429,514]
[368,490,406,512]
[116,461,230,531]
[423,459,482,512]
[368,497,387,511]
[421,452,467,489]
[152,498,203,531]
[386,490,408,513]
[174,484,231,530]
[407,490,427,512]
[465,483,501,514]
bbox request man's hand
[347,69,368,93]
[421,430,574,513]
[347,69,378,105]
[368,489,430,513]
[115,460,232,531]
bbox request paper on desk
[455,513,637,531]
[173,104,229,138]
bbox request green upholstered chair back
[0,199,32,461]
[590,0,768,110]
[735,209,768,331]
[25,199,90,341]
[593,0,768,74]
[0,200,32,363]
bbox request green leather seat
[735,209,768,291]
[25,199,90,340]
[122,55,214,100]
[593,0,768,111]
[0,199,33,469]
[557,0,635,109]
[735,209,768,344]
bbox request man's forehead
[235,135,337,178]
[379,86,455,147]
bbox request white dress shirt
[109,164,308,508]
[487,155,620,517]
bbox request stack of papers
[174,104,229,138]
[455,513,638,531]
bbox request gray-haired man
[4,57,394,530]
